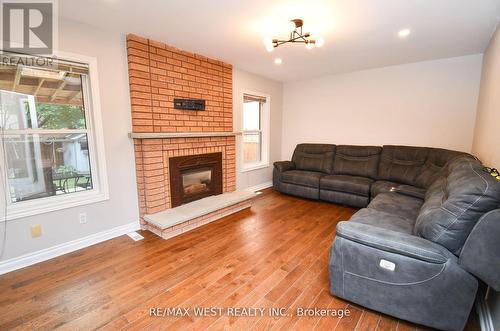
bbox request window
[242,92,270,171]
[0,53,108,220]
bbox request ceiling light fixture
[274,58,283,65]
[398,28,411,38]
[265,19,324,51]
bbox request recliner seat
[320,175,373,207]
[274,143,335,200]
[371,145,465,198]
[318,145,381,207]
[280,170,322,188]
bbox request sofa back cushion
[333,145,382,179]
[378,146,429,186]
[414,148,470,188]
[414,156,500,254]
[292,143,336,174]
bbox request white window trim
[0,51,109,221]
[240,89,270,172]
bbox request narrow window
[242,93,269,171]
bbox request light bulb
[398,29,411,38]
[306,42,314,50]
[316,37,325,47]
[263,37,274,52]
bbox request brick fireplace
[126,34,238,229]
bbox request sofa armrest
[459,209,500,291]
[273,161,295,173]
[336,221,456,263]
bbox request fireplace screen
[182,169,211,197]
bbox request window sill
[241,162,270,173]
[2,190,109,221]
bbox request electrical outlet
[79,213,87,224]
[30,224,42,238]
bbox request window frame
[0,51,109,221]
[241,90,270,172]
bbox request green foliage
[25,102,86,129]
[55,165,77,175]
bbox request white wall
[471,24,500,331]
[0,18,139,261]
[472,25,500,168]
[281,55,483,159]
[233,68,283,190]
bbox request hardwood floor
[0,189,479,330]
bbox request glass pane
[243,100,261,131]
[0,64,86,130]
[182,169,211,197]
[5,133,93,202]
[243,132,262,164]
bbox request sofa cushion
[292,143,335,174]
[414,148,470,188]
[278,182,319,200]
[280,170,322,188]
[320,190,369,208]
[415,156,500,254]
[349,208,416,234]
[368,192,423,221]
[320,175,373,196]
[370,180,401,197]
[392,185,426,200]
[378,145,429,186]
[333,145,382,179]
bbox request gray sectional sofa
[273,144,500,330]
[273,144,466,207]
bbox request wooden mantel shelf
[128,132,242,139]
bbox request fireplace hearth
[169,152,223,207]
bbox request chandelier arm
[273,40,291,47]
[270,19,317,49]
[274,39,308,45]
[291,34,309,43]
[297,34,308,42]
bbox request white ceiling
[60,0,500,82]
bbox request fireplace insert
[169,152,223,207]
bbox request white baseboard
[245,181,273,193]
[477,296,495,331]
[0,221,140,275]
